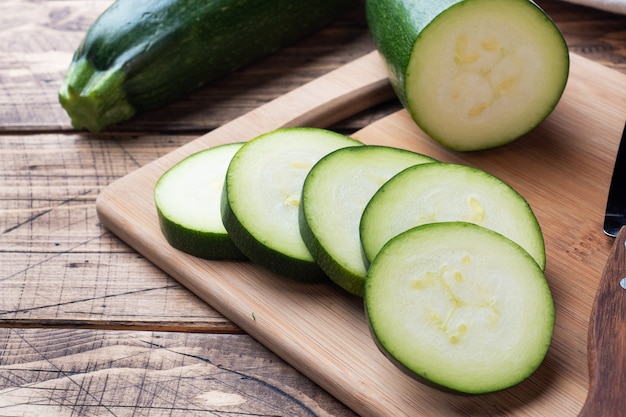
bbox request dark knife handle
[578,226,626,417]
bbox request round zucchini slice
[360,162,545,270]
[300,145,435,296]
[222,127,362,283]
[155,143,245,260]
[365,222,555,394]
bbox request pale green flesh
[155,143,243,234]
[301,146,435,295]
[365,222,554,394]
[225,128,362,262]
[360,162,545,269]
[406,0,569,150]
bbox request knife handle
[578,226,626,417]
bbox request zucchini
[154,143,245,260]
[221,127,362,283]
[59,0,356,132]
[360,162,546,269]
[300,145,435,296]
[366,0,569,151]
[365,222,554,394]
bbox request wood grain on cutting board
[96,51,626,416]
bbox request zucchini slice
[366,0,569,150]
[300,145,435,296]
[155,143,245,260]
[365,222,555,394]
[360,162,545,269]
[222,127,362,283]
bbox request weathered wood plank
[0,328,357,416]
[0,1,112,130]
[0,133,236,330]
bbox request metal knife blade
[603,123,626,237]
[578,121,626,417]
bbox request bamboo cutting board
[96,50,626,416]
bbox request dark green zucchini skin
[365,0,458,107]
[59,0,357,132]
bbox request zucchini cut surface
[365,222,554,394]
[155,143,245,260]
[366,0,569,150]
[300,145,435,296]
[360,162,545,269]
[408,0,569,149]
[222,128,362,282]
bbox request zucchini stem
[59,58,136,132]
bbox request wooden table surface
[1,1,625,415]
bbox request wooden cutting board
[96,50,626,416]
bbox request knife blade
[603,123,626,237]
[578,122,626,417]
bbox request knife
[578,122,626,417]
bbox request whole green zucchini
[366,0,569,151]
[59,0,356,132]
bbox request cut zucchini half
[222,127,362,283]
[365,222,554,394]
[300,145,435,296]
[155,143,245,260]
[366,0,569,150]
[360,162,545,269]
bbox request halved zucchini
[366,0,569,150]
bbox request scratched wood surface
[1,0,625,415]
